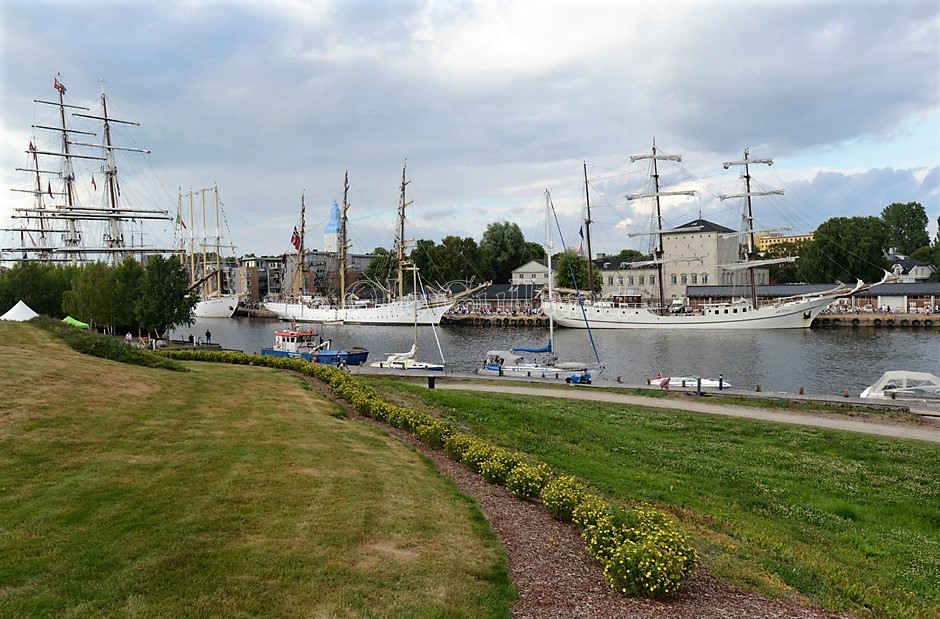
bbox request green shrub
[443,433,474,461]
[414,420,455,449]
[506,463,551,499]
[541,475,588,521]
[461,438,498,474]
[603,527,698,598]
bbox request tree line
[0,255,196,336]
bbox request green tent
[62,316,90,328]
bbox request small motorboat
[477,350,591,380]
[370,343,444,372]
[655,370,730,389]
[860,371,940,400]
[260,325,369,365]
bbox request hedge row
[157,350,698,597]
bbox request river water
[172,317,940,397]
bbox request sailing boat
[370,263,445,371]
[3,77,173,263]
[542,143,878,330]
[264,164,484,325]
[478,190,595,380]
[179,185,239,318]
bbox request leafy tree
[63,263,116,327]
[112,257,145,329]
[527,242,546,260]
[480,221,531,283]
[136,255,196,337]
[764,240,808,284]
[411,236,493,286]
[361,247,397,288]
[615,249,648,262]
[881,201,929,256]
[0,262,79,317]
[799,216,890,284]
[554,249,603,295]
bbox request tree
[799,216,890,284]
[136,255,196,336]
[411,236,493,286]
[764,240,808,284]
[554,249,603,295]
[63,262,116,327]
[0,261,79,318]
[480,221,531,283]
[361,247,397,288]
[527,242,546,260]
[614,249,649,263]
[112,257,145,329]
[881,201,929,256]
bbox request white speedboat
[477,350,590,380]
[655,371,730,389]
[860,371,940,401]
[370,343,444,372]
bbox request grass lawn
[360,376,940,619]
[0,322,513,618]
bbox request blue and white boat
[261,326,369,365]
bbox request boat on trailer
[260,325,368,366]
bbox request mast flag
[290,226,302,250]
[53,78,66,94]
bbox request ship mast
[394,160,412,300]
[720,148,783,308]
[628,140,694,312]
[299,191,306,297]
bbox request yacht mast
[545,189,554,354]
[628,140,694,312]
[583,161,595,297]
[213,185,222,298]
[200,187,209,298]
[299,191,306,296]
[339,171,350,309]
[720,148,783,307]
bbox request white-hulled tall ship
[543,143,882,330]
[264,164,483,325]
[3,77,174,264]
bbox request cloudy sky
[1,0,938,265]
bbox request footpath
[435,382,940,443]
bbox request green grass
[360,376,940,619]
[0,322,513,618]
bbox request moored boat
[654,370,730,389]
[260,325,368,365]
[477,350,589,380]
[860,371,940,401]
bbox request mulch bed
[312,376,854,618]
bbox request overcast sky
[1,0,937,265]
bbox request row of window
[607,275,657,286]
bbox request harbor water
[173,317,940,397]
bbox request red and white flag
[290,226,302,251]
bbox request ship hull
[263,299,454,325]
[193,294,239,318]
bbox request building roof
[672,219,736,234]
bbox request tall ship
[3,77,174,264]
[177,185,239,318]
[543,143,879,330]
[264,164,482,325]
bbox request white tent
[0,300,39,321]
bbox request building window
[639,276,645,285]
[618,276,624,285]
[681,274,687,284]
[650,275,655,285]
[608,276,613,285]
[627,276,634,285]
[702,274,708,284]
[691,274,697,284]
[671,275,677,284]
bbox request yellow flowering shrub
[506,463,552,499]
[541,475,588,521]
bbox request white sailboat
[543,144,879,330]
[264,165,482,325]
[479,189,596,380]
[3,77,174,263]
[179,185,238,318]
[370,263,445,371]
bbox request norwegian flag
[290,226,302,251]
[53,78,67,94]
